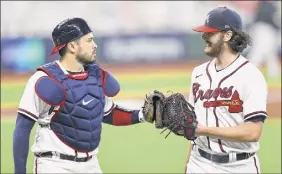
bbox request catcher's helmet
[50,18,92,55]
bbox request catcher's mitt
[160,92,198,141]
[142,90,165,128]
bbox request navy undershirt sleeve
[13,113,35,174]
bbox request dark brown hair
[226,27,252,53]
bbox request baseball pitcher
[143,7,268,174]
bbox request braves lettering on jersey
[188,55,267,153]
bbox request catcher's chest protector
[38,61,105,152]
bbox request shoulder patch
[35,76,66,106]
[102,70,120,97]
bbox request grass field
[1,71,281,107]
[1,119,281,173]
[1,67,281,173]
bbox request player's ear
[223,31,233,42]
[67,41,79,54]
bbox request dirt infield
[1,60,281,119]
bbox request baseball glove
[142,90,166,128]
[160,92,198,141]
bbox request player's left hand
[159,92,198,140]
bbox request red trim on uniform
[244,111,267,119]
[112,109,132,126]
[101,69,107,88]
[18,108,38,120]
[101,69,113,97]
[207,61,224,152]
[205,61,212,150]
[204,100,230,107]
[67,71,88,80]
[36,67,67,107]
[207,60,249,153]
[37,64,92,153]
[34,76,66,106]
[218,61,249,87]
[213,107,226,152]
[203,91,243,113]
[38,68,91,152]
[253,156,259,174]
[205,62,213,150]
[37,62,61,78]
[100,69,120,97]
[206,61,249,152]
[37,64,67,106]
[217,61,248,152]
[206,61,212,87]
[104,103,115,115]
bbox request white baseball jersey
[188,55,268,154]
[18,60,144,158]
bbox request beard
[75,53,96,65]
[204,37,224,58]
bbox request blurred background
[1,1,281,173]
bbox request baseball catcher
[142,90,198,141]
